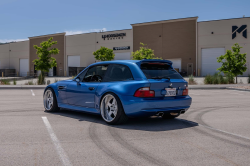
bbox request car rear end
[121,60,192,117]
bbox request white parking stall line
[30,90,35,96]
[42,117,72,166]
[179,119,250,141]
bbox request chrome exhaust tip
[156,112,164,117]
[170,112,179,116]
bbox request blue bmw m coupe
[43,59,192,124]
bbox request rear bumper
[119,95,192,117]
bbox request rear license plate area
[165,88,176,96]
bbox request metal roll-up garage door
[20,59,29,76]
[68,55,80,76]
[201,48,225,76]
[68,55,80,67]
[167,59,181,72]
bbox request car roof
[93,60,139,65]
[92,59,172,65]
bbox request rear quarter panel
[94,62,150,110]
[95,80,150,109]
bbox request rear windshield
[140,62,183,79]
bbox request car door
[66,64,109,108]
[57,81,70,104]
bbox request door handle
[88,87,95,90]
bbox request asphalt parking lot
[0,89,249,166]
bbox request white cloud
[0,38,28,43]
[65,28,107,35]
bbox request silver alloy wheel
[44,90,53,111]
[100,94,118,122]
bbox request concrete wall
[133,17,197,75]
[66,32,96,69]
[66,29,133,75]
[10,41,29,75]
[0,44,10,69]
[0,41,29,75]
[96,29,133,58]
[198,17,250,76]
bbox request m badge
[232,25,247,39]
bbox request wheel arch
[98,91,126,114]
[44,86,59,107]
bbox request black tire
[43,88,60,112]
[162,113,180,119]
[100,92,128,125]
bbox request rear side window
[104,64,134,82]
[140,62,183,79]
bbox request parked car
[43,60,192,124]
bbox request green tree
[33,37,59,84]
[131,43,162,60]
[217,43,247,83]
[93,46,115,61]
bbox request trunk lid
[137,60,188,97]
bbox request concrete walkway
[0,77,72,85]
[184,77,249,85]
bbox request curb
[189,84,250,90]
[0,86,46,89]
[189,87,250,91]
[189,87,227,90]
[226,88,250,92]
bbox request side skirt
[58,103,100,115]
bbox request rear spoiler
[136,59,173,66]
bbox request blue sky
[0,0,249,42]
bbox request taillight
[182,87,188,96]
[134,87,155,97]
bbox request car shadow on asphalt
[46,108,198,132]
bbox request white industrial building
[0,17,249,77]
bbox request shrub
[25,81,34,85]
[204,73,234,84]
[93,46,115,61]
[0,79,10,85]
[212,73,219,84]
[131,43,162,60]
[13,79,16,85]
[204,75,213,84]
[28,81,34,85]
[188,75,196,85]
[248,75,250,84]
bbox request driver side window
[83,65,108,82]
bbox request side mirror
[75,77,80,84]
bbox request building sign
[113,46,130,50]
[102,33,126,40]
[232,25,247,39]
